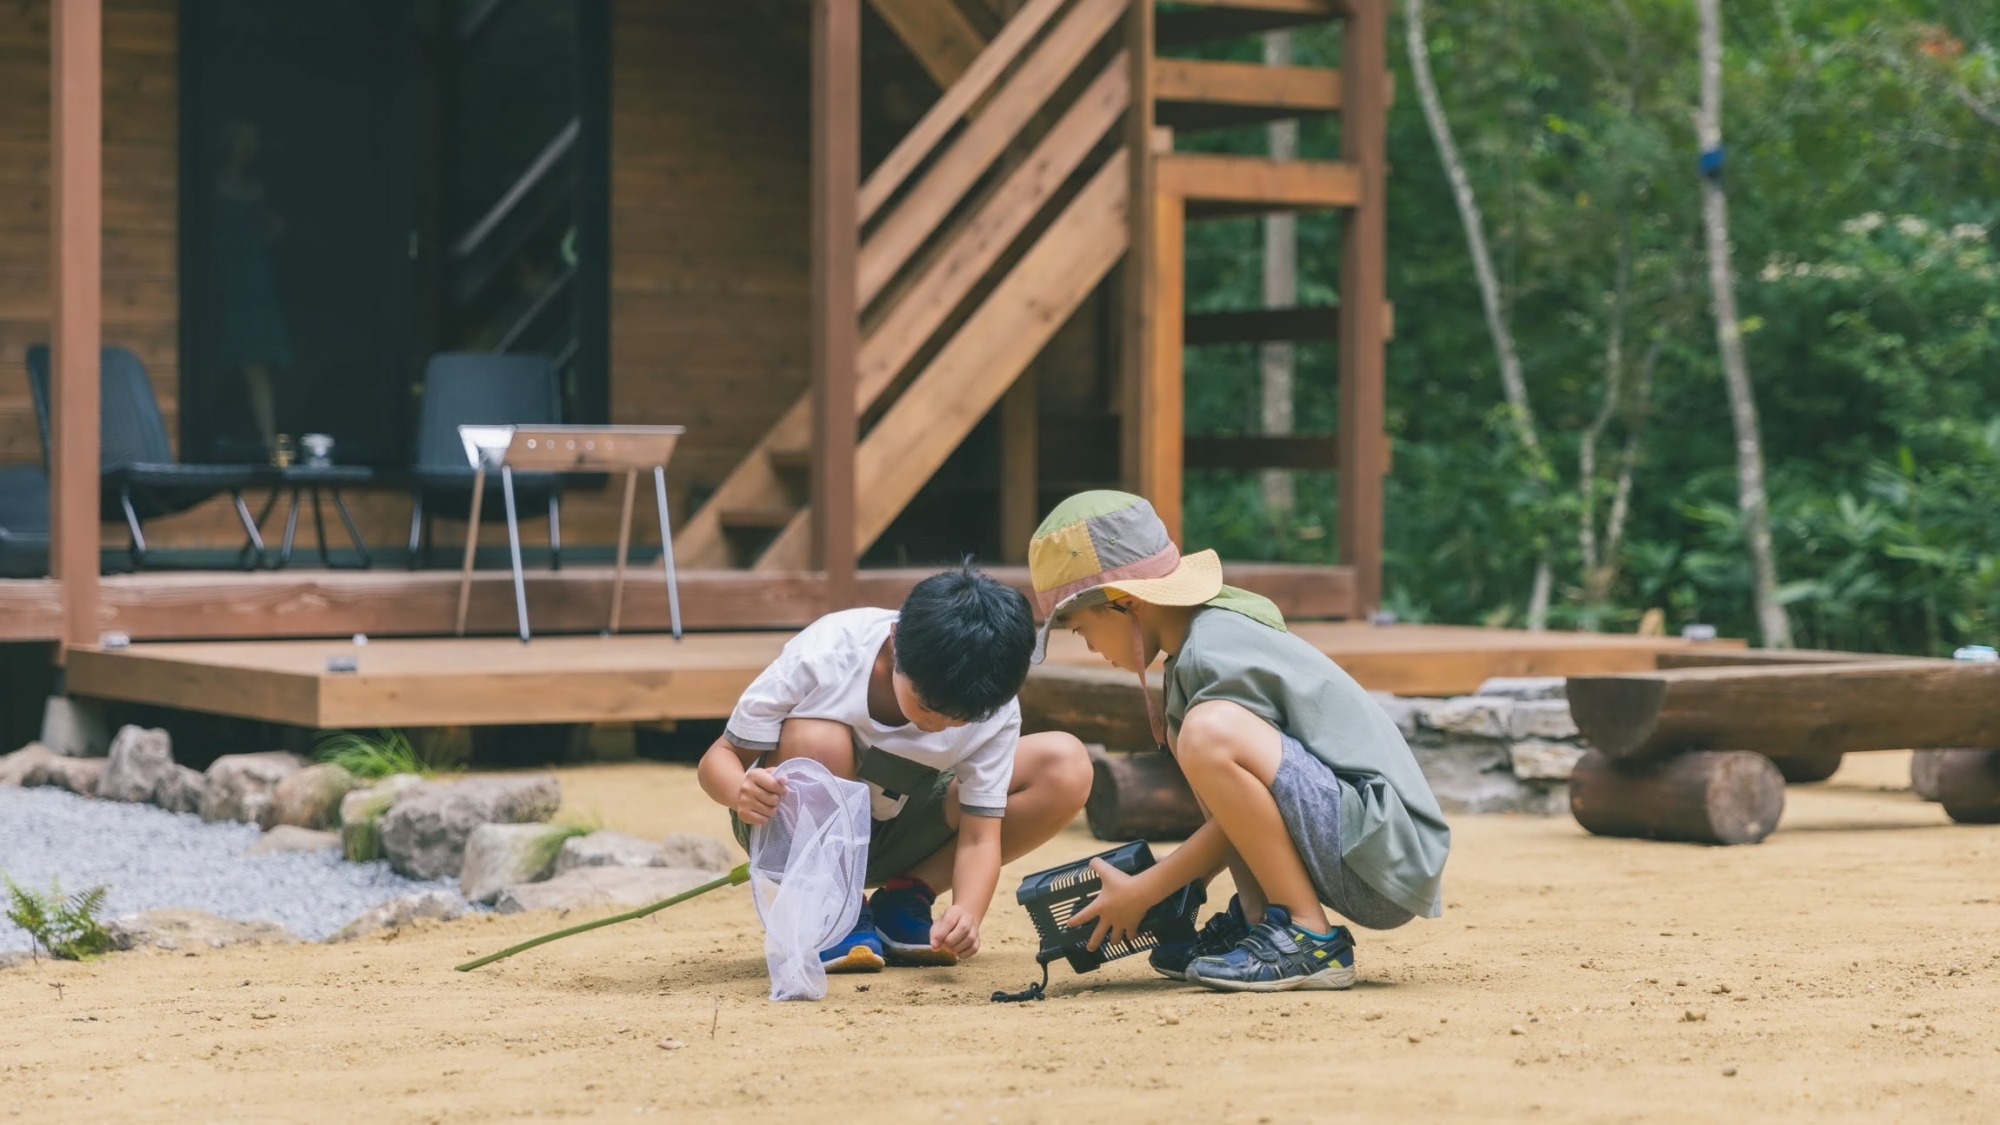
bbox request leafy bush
[3,874,112,962]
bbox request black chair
[0,465,50,579]
[407,352,564,569]
[26,345,271,569]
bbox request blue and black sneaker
[870,877,957,966]
[1184,905,1355,992]
[821,900,885,973]
[1149,894,1251,981]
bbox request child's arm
[697,737,786,825]
[932,812,1003,959]
[1069,819,1232,950]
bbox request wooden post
[51,0,104,651]
[1337,0,1388,614]
[1569,749,1786,846]
[999,367,1038,562]
[1119,0,1172,533]
[1142,192,1185,538]
[812,0,860,609]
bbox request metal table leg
[502,465,531,643]
[279,487,304,568]
[332,489,372,568]
[654,465,682,641]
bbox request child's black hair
[893,564,1034,722]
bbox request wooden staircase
[678,0,1388,611]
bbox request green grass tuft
[313,729,455,780]
[524,813,604,876]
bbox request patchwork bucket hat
[1026,490,1223,663]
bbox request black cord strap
[991,960,1051,1003]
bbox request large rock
[494,866,717,915]
[1509,739,1588,781]
[0,743,61,787]
[98,725,176,803]
[460,823,563,904]
[659,832,736,873]
[106,909,300,952]
[1507,700,1580,741]
[37,755,104,796]
[377,774,561,880]
[246,825,341,854]
[1417,697,1513,740]
[1412,740,1562,815]
[1368,692,1420,740]
[326,891,465,942]
[155,766,207,815]
[554,829,665,874]
[268,763,361,830]
[338,773,425,826]
[200,752,307,825]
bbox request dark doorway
[179,0,609,471]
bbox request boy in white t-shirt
[697,567,1091,971]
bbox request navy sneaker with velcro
[1149,893,1250,981]
[1184,904,1355,992]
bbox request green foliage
[1175,1,2000,653]
[524,813,604,876]
[3,874,112,962]
[314,728,453,780]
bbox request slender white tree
[1696,0,1792,647]
[1403,0,1551,629]
[1259,31,1298,521]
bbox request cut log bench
[1566,659,2000,844]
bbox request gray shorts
[1270,734,1415,931]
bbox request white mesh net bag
[747,757,872,1001]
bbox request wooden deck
[65,625,1734,730]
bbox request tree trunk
[1260,30,1298,520]
[1404,0,1549,630]
[1569,749,1786,845]
[1696,0,1791,649]
[1085,746,1202,841]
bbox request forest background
[1176,0,2000,655]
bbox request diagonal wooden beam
[866,0,989,89]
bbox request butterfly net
[748,757,872,1001]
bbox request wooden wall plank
[865,0,988,90]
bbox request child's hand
[931,904,981,960]
[1065,858,1153,952]
[735,767,786,825]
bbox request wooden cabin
[1,0,1399,742]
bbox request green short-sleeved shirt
[1164,592,1451,918]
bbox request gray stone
[1417,696,1513,740]
[377,774,561,880]
[1412,740,1563,815]
[656,833,735,874]
[325,891,465,942]
[1510,739,1588,782]
[37,755,104,796]
[0,743,60,786]
[155,766,207,815]
[338,773,425,826]
[554,829,667,873]
[495,866,716,915]
[200,752,307,825]
[1507,700,1580,741]
[460,823,563,904]
[106,909,300,952]
[268,763,361,830]
[99,725,178,805]
[246,825,341,855]
[1473,676,1569,702]
[1368,692,1420,740]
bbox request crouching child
[1031,491,1451,992]
[697,566,1092,971]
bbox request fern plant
[3,874,112,962]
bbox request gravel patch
[0,786,471,950]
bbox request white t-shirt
[723,607,1019,820]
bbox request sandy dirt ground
[4,752,1997,1124]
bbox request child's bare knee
[774,717,856,775]
[1019,731,1092,799]
[1176,701,1271,774]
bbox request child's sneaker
[1149,894,1250,980]
[821,901,886,973]
[1184,905,1355,992]
[869,878,957,966]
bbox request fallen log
[1911,749,1948,802]
[1569,749,1785,845]
[1933,749,2000,825]
[1084,746,1201,841]
[1566,661,2000,763]
[1020,664,1163,751]
[1654,648,1926,670]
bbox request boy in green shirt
[1031,491,1450,992]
